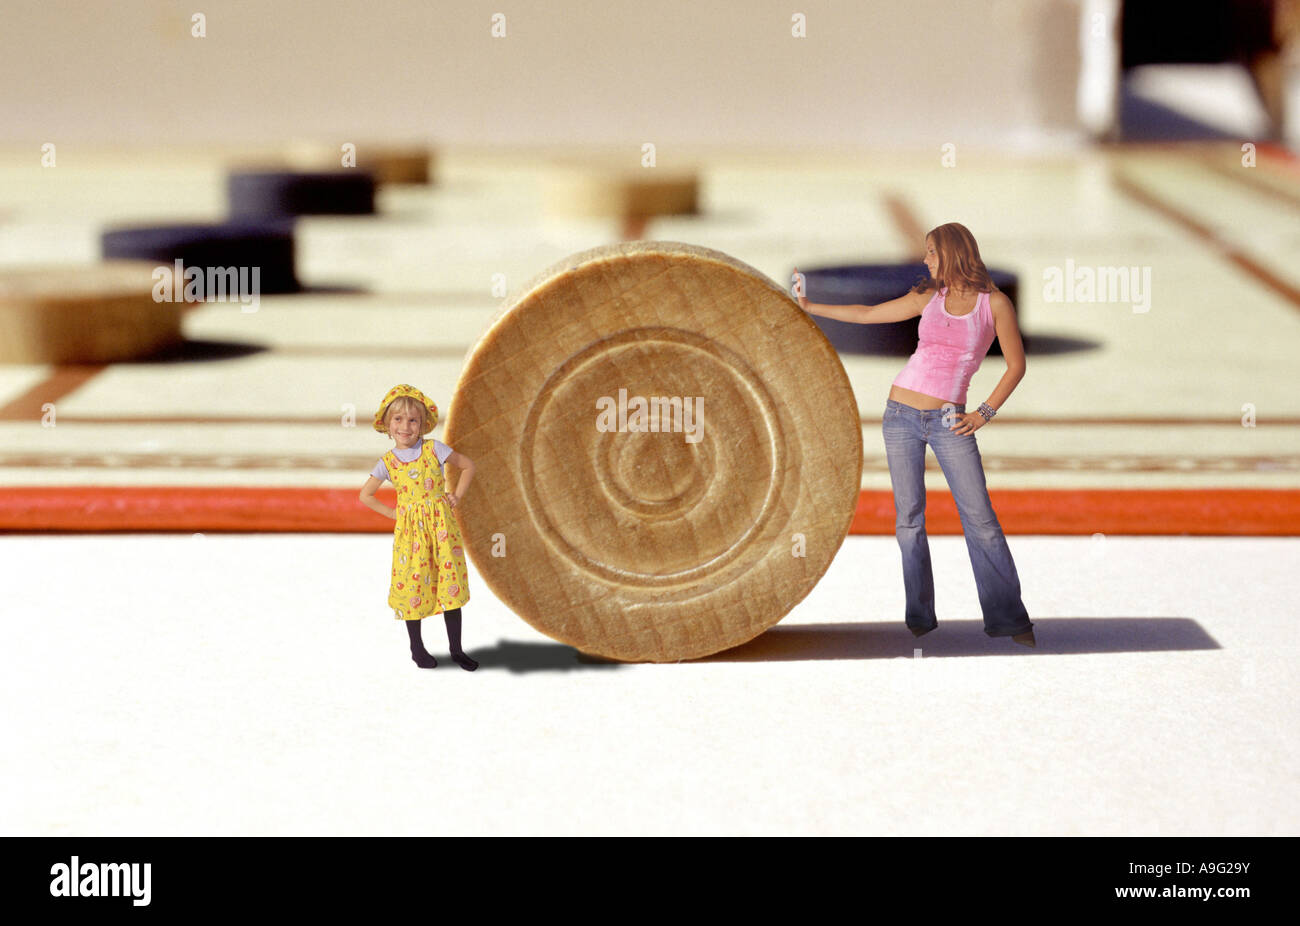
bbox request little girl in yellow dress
[359,384,477,670]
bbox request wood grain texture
[445,241,862,662]
[0,262,186,363]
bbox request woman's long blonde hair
[910,222,1000,296]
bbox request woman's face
[924,238,938,278]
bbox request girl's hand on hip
[949,412,986,435]
[444,492,459,509]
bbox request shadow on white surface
[704,618,1220,661]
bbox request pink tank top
[891,286,996,405]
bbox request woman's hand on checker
[792,267,809,311]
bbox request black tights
[406,608,477,670]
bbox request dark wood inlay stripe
[1112,169,1300,312]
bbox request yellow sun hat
[373,384,439,435]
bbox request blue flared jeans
[881,398,1033,637]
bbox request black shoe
[911,625,936,638]
[1012,630,1036,647]
[411,650,439,668]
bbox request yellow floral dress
[384,439,471,620]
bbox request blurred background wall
[0,0,1087,149]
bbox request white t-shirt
[371,438,453,484]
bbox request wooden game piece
[541,164,699,224]
[100,221,300,294]
[278,141,436,186]
[800,263,1019,354]
[444,241,862,663]
[357,147,432,186]
[0,261,185,363]
[226,169,376,219]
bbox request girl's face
[924,237,939,278]
[388,405,424,447]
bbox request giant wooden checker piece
[445,241,862,662]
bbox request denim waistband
[885,398,965,415]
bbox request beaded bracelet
[977,402,997,421]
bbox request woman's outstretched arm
[792,269,927,324]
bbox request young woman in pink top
[796,223,1035,647]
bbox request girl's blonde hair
[910,222,1000,296]
[382,395,427,434]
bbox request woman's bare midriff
[889,384,957,409]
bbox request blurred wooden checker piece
[286,141,436,186]
[542,163,699,223]
[445,241,862,663]
[234,141,437,186]
[0,261,186,364]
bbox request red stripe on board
[1,488,1297,535]
[853,489,1299,536]
[1258,141,1300,172]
